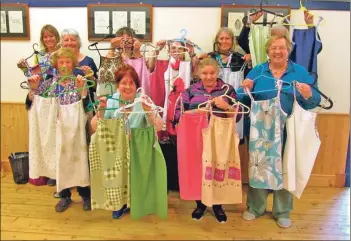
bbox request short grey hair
[60,28,82,49]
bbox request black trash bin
[8,152,29,184]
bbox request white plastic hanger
[113,88,164,116]
[197,84,251,114]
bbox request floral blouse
[35,76,82,105]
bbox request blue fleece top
[236,60,321,116]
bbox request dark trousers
[60,186,91,199]
[196,200,222,210]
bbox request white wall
[1,7,349,113]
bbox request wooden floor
[1,173,350,240]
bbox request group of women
[18,10,322,229]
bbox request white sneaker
[277,218,292,228]
[242,211,256,221]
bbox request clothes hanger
[113,88,163,115]
[237,64,292,95]
[41,67,95,98]
[279,0,326,27]
[88,26,122,56]
[167,29,203,53]
[249,0,284,26]
[197,84,251,114]
[280,72,333,110]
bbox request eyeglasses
[269,46,288,51]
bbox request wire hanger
[88,83,133,111]
[279,0,326,27]
[280,72,333,110]
[41,67,95,98]
[197,84,251,114]
[113,87,163,115]
[88,26,121,56]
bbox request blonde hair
[214,27,236,52]
[265,35,292,54]
[197,57,220,74]
[50,47,78,69]
[40,25,60,53]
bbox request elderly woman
[28,48,91,213]
[174,58,241,223]
[237,35,321,228]
[90,64,164,219]
[61,28,98,104]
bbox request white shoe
[242,211,256,221]
[277,218,292,228]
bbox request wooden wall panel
[1,103,29,161]
[1,102,350,188]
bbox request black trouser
[196,200,222,210]
[59,186,91,199]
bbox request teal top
[236,61,321,116]
[104,92,150,129]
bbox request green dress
[130,125,168,220]
[249,25,270,67]
[89,118,130,210]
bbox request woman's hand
[99,96,107,109]
[199,53,209,60]
[304,11,314,25]
[79,65,94,78]
[75,75,85,88]
[212,97,231,110]
[28,75,41,89]
[296,82,312,99]
[241,78,254,91]
[242,54,252,62]
[133,38,141,50]
[156,40,167,51]
[250,11,264,23]
[17,58,27,69]
[110,37,122,48]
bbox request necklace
[269,62,287,75]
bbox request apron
[28,95,57,179]
[201,106,242,206]
[218,55,247,139]
[56,100,90,192]
[125,57,151,96]
[249,25,270,67]
[96,56,122,96]
[130,125,168,220]
[283,85,321,198]
[247,81,287,190]
[163,58,192,129]
[89,118,130,210]
[290,25,322,83]
[176,96,208,200]
[150,59,168,108]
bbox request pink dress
[124,57,151,96]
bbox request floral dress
[246,82,287,190]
